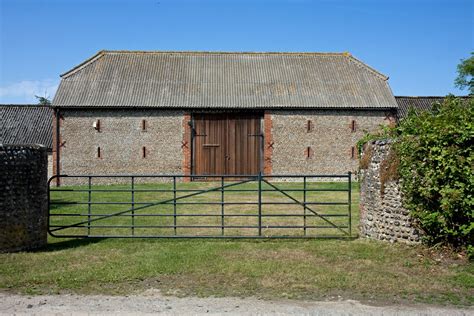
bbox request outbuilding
[0,105,53,178]
[52,51,398,180]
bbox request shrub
[359,96,473,252]
[395,96,473,249]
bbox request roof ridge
[100,50,348,56]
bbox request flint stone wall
[359,140,421,243]
[0,144,48,252]
[271,110,391,178]
[56,109,394,185]
[57,109,184,185]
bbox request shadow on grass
[36,237,107,252]
[48,199,72,211]
[32,236,360,252]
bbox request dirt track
[1,292,472,315]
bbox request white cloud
[0,79,59,104]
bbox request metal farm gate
[48,173,353,239]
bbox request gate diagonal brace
[50,178,255,233]
[262,180,349,236]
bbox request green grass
[1,181,472,306]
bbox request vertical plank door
[193,113,262,177]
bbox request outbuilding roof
[395,96,471,119]
[53,50,397,109]
[0,105,53,150]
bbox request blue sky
[0,0,473,104]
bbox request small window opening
[97,147,101,158]
[142,119,147,131]
[351,120,356,133]
[94,119,101,132]
[306,120,313,132]
[142,146,147,158]
[305,146,313,159]
[351,146,356,159]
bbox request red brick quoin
[182,113,192,182]
[263,111,273,176]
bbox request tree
[35,95,51,106]
[455,52,474,95]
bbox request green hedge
[360,96,473,255]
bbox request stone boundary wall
[359,140,421,243]
[0,144,48,252]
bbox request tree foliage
[35,95,51,106]
[395,96,473,250]
[455,52,474,95]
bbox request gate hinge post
[348,171,352,237]
[258,172,262,236]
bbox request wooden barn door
[193,113,262,177]
[193,114,227,176]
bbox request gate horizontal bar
[50,201,349,206]
[50,213,349,217]
[50,174,350,178]
[50,188,349,193]
[50,235,356,239]
[50,225,349,229]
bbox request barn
[0,105,53,178]
[52,51,398,181]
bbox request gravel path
[0,292,472,315]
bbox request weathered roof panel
[0,105,53,149]
[53,51,398,109]
[395,96,471,119]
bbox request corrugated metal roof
[395,96,469,119]
[0,105,53,149]
[395,96,444,119]
[395,96,472,119]
[53,50,398,109]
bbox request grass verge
[0,182,472,306]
